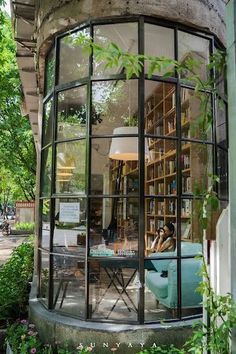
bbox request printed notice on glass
[59,202,80,223]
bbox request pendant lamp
[109,126,149,161]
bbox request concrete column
[226,1,236,352]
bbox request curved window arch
[39,17,228,324]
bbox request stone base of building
[29,278,197,354]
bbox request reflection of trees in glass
[43,99,53,146]
[60,29,89,83]
[92,81,136,127]
[42,200,50,221]
[41,148,52,196]
[45,49,55,94]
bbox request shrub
[0,240,34,326]
[6,320,48,354]
[15,222,35,232]
[6,321,93,353]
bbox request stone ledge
[29,277,199,353]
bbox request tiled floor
[52,270,202,323]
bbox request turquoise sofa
[145,242,202,309]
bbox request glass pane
[89,198,139,257]
[93,23,138,77]
[145,82,176,137]
[145,139,177,196]
[178,31,210,82]
[181,88,212,141]
[55,140,86,194]
[41,199,50,249]
[181,142,213,195]
[89,259,138,322]
[92,80,138,135]
[45,47,55,95]
[57,86,87,140]
[59,28,89,84]
[53,198,86,257]
[41,147,52,197]
[39,251,49,306]
[214,46,226,97]
[145,24,175,76]
[145,259,177,321]
[217,148,228,200]
[53,255,85,318]
[91,138,139,195]
[181,258,202,318]
[145,197,176,256]
[181,199,204,243]
[216,99,227,148]
[42,98,53,147]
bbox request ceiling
[10,0,39,148]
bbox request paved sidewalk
[0,233,28,265]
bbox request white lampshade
[109,126,149,161]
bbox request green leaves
[0,13,36,202]
[0,241,34,324]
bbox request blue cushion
[148,251,175,272]
[145,271,168,299]
[181,242,202,255]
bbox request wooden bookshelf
[144,83,205,254]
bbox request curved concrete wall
[35,0,226,92]
[29,279,193,354]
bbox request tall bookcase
[144,83,205,253]
[110,160,139,241]
[145,82,177,253]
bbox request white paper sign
[59,202,80,223]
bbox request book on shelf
[167,119,175,133]
[149,184,155,194]
[149,199,155,214]
[156,125,163,135]
[182,154,190,169]
[145,99,154,115]
[157,182,164,194]
[157,219,164,228]
[167,180,176,194]
[157,162,164,176]
[181,199,191,216]
[149,149,155,161]
[172,92,175,108]
[182,176,191,193]
[168,200,176,215]
[148,166,154,179]
[166,160,176,174]
[157,202,164,215]
[149,218,155,232]
[181,222,191,239]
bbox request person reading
[151,222,175,253]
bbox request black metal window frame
[38,15,228,324]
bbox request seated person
[151,222,175,253]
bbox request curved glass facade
[39,17,228,324]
